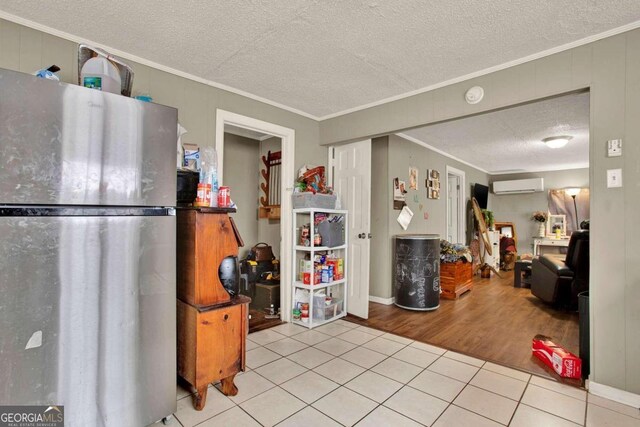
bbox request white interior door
[447,174,459,243]
[332,139,371,319]
[446,166,466,245]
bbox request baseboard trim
[588,381,640,409]
[369,296,395,305]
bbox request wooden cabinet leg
[193,386,208,411]
[220,374,238,396]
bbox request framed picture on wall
[426,169,440,199]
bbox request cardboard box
[298,259,312,281]
[326,259,343,280]
[532,335,582,379]
[183,143,200,170]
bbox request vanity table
[533,236,570,256]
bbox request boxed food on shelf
[326,258,344,280]
[183,143,200,170]
[292,192,337,209]
[312,254,344,284]
[299,259,312,282]
[320,265,333,283]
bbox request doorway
[222,125,283,331]
[446,166,466,244]
[340,91,590,381]
[215,110,295,329]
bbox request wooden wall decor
[259,150,282,219]
[426,169,440,199]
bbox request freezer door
[0,215,176,427]
[0,68,177,206]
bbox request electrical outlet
[607,169,622,188]
[607,139,622,157]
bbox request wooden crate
[440,261,473,300]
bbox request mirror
[499,225,513,238]
[494,221,517,245]
[546,214,567,237]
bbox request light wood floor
[346,271,582,385]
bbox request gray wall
[223,133,260,258]
[320,30,640,394]
[489,168,590,254]
[370,137,390,299]
[369,134,489,299]
[258,137,282,258]
[0,18,325,182]
[4,14,640,395]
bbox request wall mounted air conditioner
[492,178,544,195]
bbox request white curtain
[548,188,590,234]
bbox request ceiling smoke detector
[542,135,573,148]
[465,86,484,104]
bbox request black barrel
[578,291,590,379]
[393,234,440,311]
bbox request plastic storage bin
[312,294,343,321]
[292,193,337,209]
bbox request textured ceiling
[401,92,590,174]
[1,1,639,118]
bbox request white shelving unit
[292,208,348,329]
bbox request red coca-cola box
[532,335,582,379]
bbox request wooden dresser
[176,207,249,410]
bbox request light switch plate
[608,139,622,157]
[607,169,622,188]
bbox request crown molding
[318,19,640,121]
[3,10,640,123]
[0,10,319,121]
[395,133,490,174]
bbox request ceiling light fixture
[542,135,572,148]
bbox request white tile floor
[165,320,640,427]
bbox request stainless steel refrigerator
[0,68,177,426]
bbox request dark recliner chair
[531,230,589,309]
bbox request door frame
[446,165,466,244]
[215,109,295,322]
